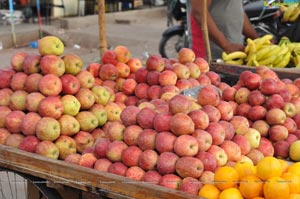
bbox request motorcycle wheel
[159,30,186,59]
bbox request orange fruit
[214,166,239,190]
[219,187,243,199]
[288,162,300,177]
[281,172,300,194]
[251,197,264,199]
[234,161,256,179]
[198,184,220,199]
[290,193,300,199]
[279,159,290,173]
[263,176,290,199]
[256,157,282,180]
[239,175,263,198]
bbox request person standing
[187,0,259,60]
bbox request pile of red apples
[1,35,300,196]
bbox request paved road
[0,7,169,69]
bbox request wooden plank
[210,62,300,80]
[0,145,203,199]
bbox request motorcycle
[159,0,188,59]
[159,0,299,59]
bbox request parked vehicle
[159,0,300,59]
[159,0,188,58]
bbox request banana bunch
[222,51,247,65]
[222,34,274,66]
[282,3,300,22]
[291,46,300,68]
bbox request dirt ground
[0,6,169,69]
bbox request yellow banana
[246,38,257,55]
[293,55,300,68]
[258,54,277,67]
[254,34,273,49]
[283,4,297,22]
[246,53,257,66]
[278,36,291,46]
[288,6,300,22]
[222,51,247,61]
[265,45,282,58]
[225,59,244,65]
[280,5,288,13]
[274,51,291,68]
[272,54,285,66]
[279,44,290,56]
[255,45,274,61]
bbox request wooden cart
[0,145,204,199]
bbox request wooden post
[200,0,211,63]
[98,0,108,59]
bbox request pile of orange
[198,156,300,199]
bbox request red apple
[94,158,112,172]
[24,73,43,93]
[137,129,157,151]
[268,124,289,142]
[273,140,290,159]
[159,174,182,190]
[108,162,128,176]
[38,96,64,119]
[60,74,81,95]
[106,140,128,162]
[73,131,95,153]
[40,55,65,76]
[196,151,217,172]
[20,112,41,136]
[5,110,25,133]
[127,57,142,73]
[220,140,241,162]
[21,54,41,74]
[25,92,45,113]
[123,125,143,146]
[125,166,145,181]
[138,149,159,171]
[169,113,195,136]
[251,120,270,137]
[18,135,40,153]
[146,54,165,72]
[257,137,274,157]
[9,90,28,111]
[157,152,179,174]
[206,122,225,145]
[142,170,162,185]
[121,145,143,167]
[197,85,220,106]
[232,134,251,155]
[265,108,287,125]
[86,62,101,77]
[174,135,198,157]
[175,157,204,178]
[168,94,192,115]
[35,140,59,159]
[194,57,209,73]
[248,90,266,106]
[39,74,62,96]
[10,51,27,72]
[10,72,27,91]
[201,105,221,122]
[207,145,228,166]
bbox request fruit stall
[2,1,300,199]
